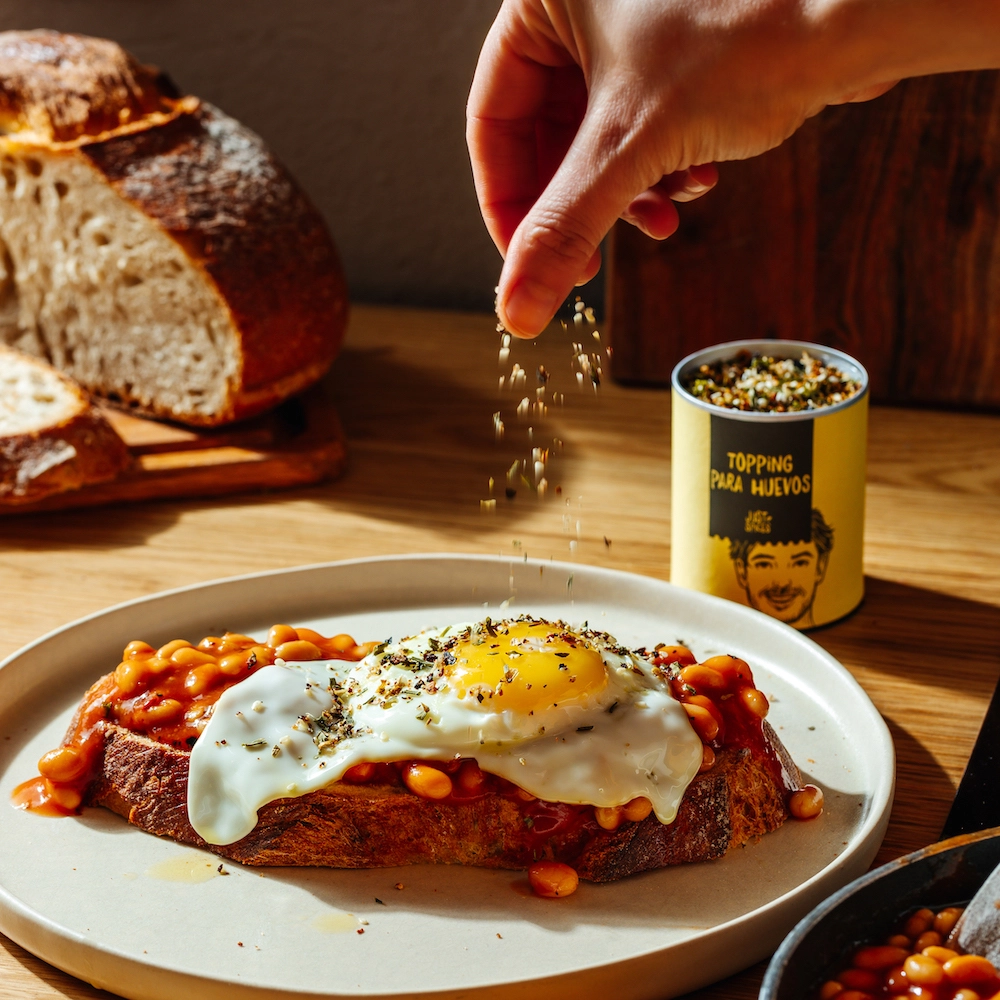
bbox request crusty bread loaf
[89,720,798,881]
[0,344,128,503]
[0,30,347,427]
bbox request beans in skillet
[819,906,1000,1000]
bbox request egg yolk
[448,621,608,713]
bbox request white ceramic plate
[0,554,893,1000]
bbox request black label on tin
[709,415,813,544]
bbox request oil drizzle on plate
[146,851,223,883]
[312,912,361,933]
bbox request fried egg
[188,618,703,845]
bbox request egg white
[188,619,703,845]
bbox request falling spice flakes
[487,294,606,511]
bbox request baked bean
[914,931,942,951]
[942,955,997,985]
[886,935,912,948]
[114,658,148,694]
[789,784,824,820]
[37,747,88,783]
[739,685,769,719]
[654,644,696,666]
[527,861,579,898]
[594,805,623,830]
[275,640,322,661]
[157,639,193,659]
[295,628,326,646]
[905,909,936,939]
[838,968,882,990]
[950,990,982,1000]
[343,763,376,783]
[853,945,910,971]
[327,633,357,652]
[883,965,908,992]
[699,744,716,772]
[123,640,154,659]
[456,760,487,793]
[700,654,752,684]
[678,664,727,693]
[267,624,299,648]
[836,991,875,1000]
[934,908,964,938]
[923,947,959,963]
[170,646,216,668]
[402,762,452,799]
[184,664,220,695]
[818,982,844,1000]
[218,650,252,676]
[622,796,653,822]
[197,636,223,651]
[684,694,725,730]
[683,703,720,742]
[132,697,183,725]
[904,954,945,986]
[218,632,255,653]
[47,782,82,811]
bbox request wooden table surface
[2,304,999,1000]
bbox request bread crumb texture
[0,30,347,427]
[0,345,129,502]
[0,149,239,421]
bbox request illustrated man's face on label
[735,540,829,627]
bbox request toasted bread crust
[89,722,798,882]
[0,30,181,143]
[80,104,348,421]
[0,348,129,503]
[0,31,347,427]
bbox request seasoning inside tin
[683,350,861,413]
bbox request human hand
[467,0,900,338]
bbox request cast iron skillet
[762,657,1000,998]
[760,827,1000,998]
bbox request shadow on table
[815,575,1000,860]
[0,931,113,998]
[0,500,183,553]
[0,337,554,551]
[816,575,1000,697]
[302,343,582,536]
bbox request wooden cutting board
[0,385,346,515]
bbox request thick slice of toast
[89,720,799,882]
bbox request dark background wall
[0,1,522,311]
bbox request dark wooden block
[606,70,1000,408]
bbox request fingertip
[622,194,680,241]
[498,278,563,339]
[688,162,719,190]
[575,248,602,287]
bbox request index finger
[467,14,583,252]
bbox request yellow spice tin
[670,340,869,629]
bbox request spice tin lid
[671,340,869,422]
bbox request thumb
[497,105,650,338]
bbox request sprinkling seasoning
[487,295,605,509]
